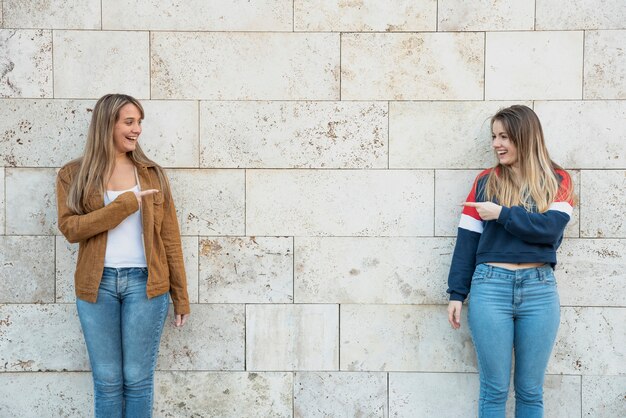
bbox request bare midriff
[486,262,546,270]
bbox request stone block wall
[1,1,625,417]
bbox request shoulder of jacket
[58,160,81,182]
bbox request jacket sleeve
[161,185,190,315]
[447,174,485,302]
[56,169,139,243]
[496,171,574,244]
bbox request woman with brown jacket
[56,94,190,418]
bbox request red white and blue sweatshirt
[447,168,574,302]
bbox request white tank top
[103,184,147,267]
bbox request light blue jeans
[77,267,169,418]
[468,263,560,418]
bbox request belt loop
[486,265,492,278]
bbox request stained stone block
[580,170,626,237]
[200,101,387,169]
[584,30,626,99]
[140,101,199,168]
[549,307,626,375]
[0,304,89,371]
[246,170,434,237]
[536,0,626,30]
[438,0,534,31]
[0,372,93,417]
[389,373,581,418]
[535,101,626,169]
[341,33,484,100]
[389,101,527,169]
[151,32,339,100]
[294,0,436,31]
[199,237,293,303]
[341,305,476,372]
[582,376,626,417]
[0,236,54,303]
[557,239,625,307]
[53,30,149,99]
[6,168,57,235]
[0,99,92,167]
[0,29,52,98]
[246,304,339,371]
[3,0,100,29]
[154,372,293,417]
[168,169,245,235]
[103,0,292,31]
[158,304,245,370]
[294,372,387,418]
[485,32,584,100]
[294,237,454,304]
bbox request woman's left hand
[174,314,189,328]
[463,201,502,221]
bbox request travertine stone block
[247,170,434,236]
[0,372,93,417]
[558,239,625,307]
[3,0,100,29]
[103,0,292,31]
[168,169,245,235]
[0,30,52,98]
[154,372,293,417]
[247,304,339,370]
[0,236,54,303]
[294,0,436,31]
[158,304,245,370]
[341,305,476,372]
[0,168,4,234]
[342,33,484,100]
[580,170,626,237]
[0,99,92,167]
[141,101,199,168]
[151,32,339,100]
[55,236,78,303]
[180,236,199,304]
[294,237,454,304]
[0,304,89,371]
[582,376,626,417]
[438,0,534,31]
[584,30,626,99]
[294,372,387,417]
[536,0,626,30]
[389,373,581,418]
[199,237,293,303]
[435,170,482,237]
[535,101,626,169]
[435,170,580,238]
[200,101,387,169]
[389,101,527,169]
[6,168,57,235]
[550,307,626,375]
[53,31,149,99]
[485,32,583,100]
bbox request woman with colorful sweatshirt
[446,105,575,418]
[56,94,190,418]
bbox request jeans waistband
[475,263,553,280]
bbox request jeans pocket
[470,271,487,285]
[540,271,557,286]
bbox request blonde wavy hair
[66,94,169,215]
[485,105,575,212]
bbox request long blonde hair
[485,105,574,212]
[67,94,169,214]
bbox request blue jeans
[76,267,169,418]
[468,264,560,418]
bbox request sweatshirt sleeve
[447,174,485,302]
[496,171,574,245]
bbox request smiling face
[492,119,518,169]
[112,103,142,155]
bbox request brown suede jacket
[56,160,190,315]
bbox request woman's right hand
[447,301,463,329]
[134,189,159,208]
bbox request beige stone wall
[1,1,625,417]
